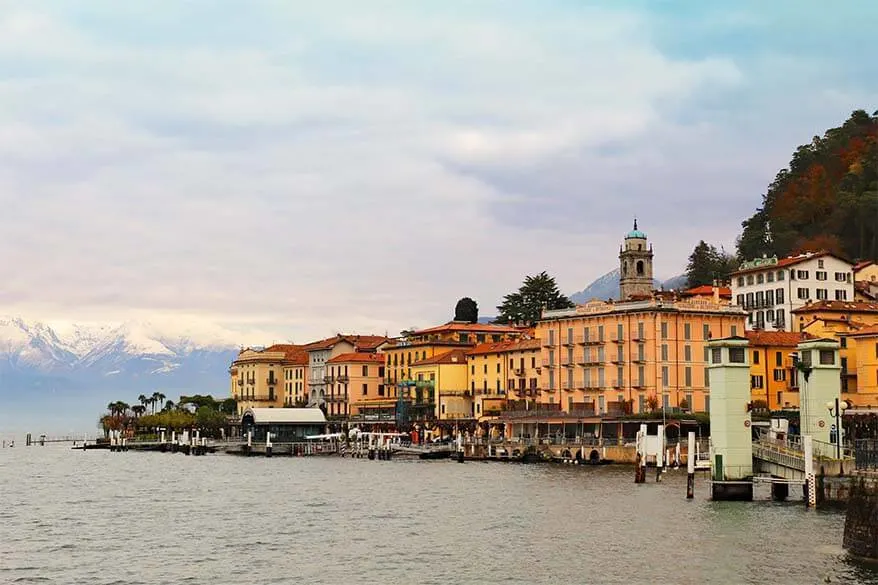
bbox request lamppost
[826,398,849,459]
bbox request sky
[1,0,876,346]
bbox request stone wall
[843,477,878,559]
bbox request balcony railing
[237,379,244,386]
[323,375,334,383]
[562,380,575,391]
[337,374,349,383]
[576,336,603,346]
[541,359,556,367]
[513,368,525,377]
[266,378,278,386]
[561,356,575,367]
[577,358,602,366]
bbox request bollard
[687,431,695,499]
[804,435,816,507]
[457,450,465,463]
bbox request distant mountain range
[0,317,237,434]
[569,269,688,304]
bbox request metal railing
[854,440,878,470]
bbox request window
[638,343,645,361]
[548,350,554,366]
[729,347,746,363]
[778,270,785,281]
[476,334,485,343]
[711,348,722,364]
[705,368,710,387]
[705,395,710,412]
[639,395,645,413]
[703,324,711,340]
[362,365,368,377]
[583,327,590,342]
[617,323,624,340]
[773,369,786,382]
[362,383,368,396]
[496,363,501,373]
[767,272,774,283]
[756,291,764,307]
[840,337,847,348]
[638,365,645,387]
[835,272,848,282]
[548,330,555,345]
[775,351,783,367]
[662,366,669,387]
[836,289,848,301]
[567,327,574,344]
[797,287,809,300]
[483,364,487,373]
[747,275,754,285]
[766,309,775,323]
[797,270,809,279]
[661,344,669,361]
[816,271,827,281]
[684,323,691,340]
[775,309,785,328]
[731,325,738,336]
[598,325,605,341]
[753,350,760,365]
[751,375,763,389]
[684,345,691,362]
[598,396,605,414]
[737,276,745,287]
[757,273,764,284]
[776,288,785,304]
[841,357,848,373]
[637,322,645,339]
[766,290,775,306]
[816,288,828,300]
[684,367,692,387]
[661,322,668,339]
[818,259,825,269]
[746,292,754,309]
[598,369,605,387]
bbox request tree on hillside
[686,241,739,287]
[453,297,479,323]
[495,271,574,326]
[737,109,878,261]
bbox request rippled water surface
[2,446,878,584]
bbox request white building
[306,335,388,408]
[731,252,854,332]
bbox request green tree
[453,297,479,323]
[686,242,739,287]
[495,271,574,326]
[194,406,228,437]
[737,109,878,261]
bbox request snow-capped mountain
[0,316,239,431]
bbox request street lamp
[826,398,849,459]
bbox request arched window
[636,260,644,276]
[622,261,628,275]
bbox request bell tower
[619,219,654,300]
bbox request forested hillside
[737,109,878,261]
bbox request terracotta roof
[854,260,875,272]
[733,251,850,276]
[791,300,878,314]
[744,331,810,347]
[411,321,521,336]
[683,285,732,298]
[326,352,386,364]
[305,334,388,351]
[411,349,468,366]
[843,325,878,338]
[801,317,869,331]
[466,338,541,356]
[254,344,309,365]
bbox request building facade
[842,325,878,408]
[306,335,388,408]
[230,344,304,414]
[409,349,469,420]
[537,297,746,416]
[731,252,854,332]
[466,338,542,418]
[745,331,807,411]
[326,352,386,420]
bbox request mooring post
[266,432,273,458]
[687,431,695,499]
[804,435,816,507]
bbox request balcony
[542,338,557,347]
[513,368,525,377]
[577,358,602,366]
[541,359,556,368]
[237,379,244,386]
[632,357,646,364]
[577,336,603,346]
[562,337,576,347]
[266,378,278,386]
[337,374,349,383]
[560,357,575,368]
[610,356,625,364]
[612,379,624,389]
[562,380,575,391]
[323,375,335,383]
[610,336,624,344]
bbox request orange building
[841,325,878,408]
[325,352,386,420]
[745,331,808,410]
[537,296,746,416]
[466,337,542,419]
[230,344,309,414]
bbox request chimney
[713,283,720,303]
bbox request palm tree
[164,400,175,412]
[151,391,162,415]
[131,405,146,417]
[156,392,166,412]
[138,394,148,411]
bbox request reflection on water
[1,446,877,585]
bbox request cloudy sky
[1,1,876,345]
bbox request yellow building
[537,296,746,416]
[466,337,542,419]
[281,349,309,407]
[230,344,306,414]
[326,352,386,420]
[745,331,807,410]
[408,349,469,420]
[842,325,878,408]
[381,321,523,423]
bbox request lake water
[2,446,877,585]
